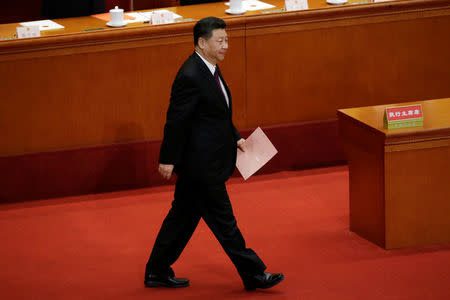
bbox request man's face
[200,29,228,65]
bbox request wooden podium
[338,98,450,249]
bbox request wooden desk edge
[1,0,450,56]
[246,0,450,26]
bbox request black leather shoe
[243,272,284,291]
[144,274,190,288]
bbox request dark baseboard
[0,119,345,203]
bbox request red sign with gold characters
[384,104,423,129]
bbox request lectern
[338,98,450,249]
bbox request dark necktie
[214,68,227,104]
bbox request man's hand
[237,138,247,152]
[159,164,174,180]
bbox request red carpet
[1,166,449,299]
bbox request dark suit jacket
[159,52,241,183]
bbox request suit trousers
[146,175,266,278]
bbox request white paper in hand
[236,127,278,180]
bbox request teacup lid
[110,6,123,12]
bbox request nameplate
[350,0,371,4]
[151,11,174,25]
[83,28,106,32]
[175,18,195,23]
[16,26,40,39]
[285,0,308,11]
[261,8,285,14]
[384,104,423,129]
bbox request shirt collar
[195,51,216,75]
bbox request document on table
[236,127,278,180]
[225,0,275,11]
[124,12,149,23]
[19,20,64,31]
[92,10,182,24]
[91,12,137,22]
[126,10,182,23]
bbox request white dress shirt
[195,51,230,107]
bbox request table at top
[337,98,450,142]
[0,0,436,39]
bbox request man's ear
[198,37,206,50]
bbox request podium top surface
[337,98,450,140]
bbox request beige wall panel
[0,32,246,156]
[245,15,450,127]
[0,44,190,155]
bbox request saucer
[225,8,247,15]
[106,21,127,28]
[326,0,348,4]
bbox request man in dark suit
[144,17,284,291]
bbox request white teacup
[110,6,124,26]
[229,0,243,13]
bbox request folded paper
[236,127,278,180]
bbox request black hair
[193,17,226,46]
